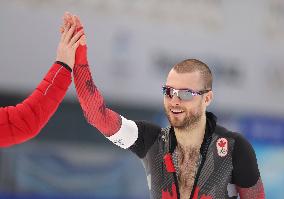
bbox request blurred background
[0,0,283,198]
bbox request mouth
[170,108,185,115]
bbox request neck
[174,114,207,149]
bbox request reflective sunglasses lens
[178,90,193,101]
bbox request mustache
[167,105,185,110]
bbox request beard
[164,105,202,130]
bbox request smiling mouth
[170,109,184,114]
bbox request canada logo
[216,138,228,157]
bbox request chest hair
[177,145,200,199]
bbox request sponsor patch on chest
[216,138,228,157]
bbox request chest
[144,133,236,199]
[174,146,201,199]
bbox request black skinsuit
[130,112,265,199]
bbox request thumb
[79,35,87,46]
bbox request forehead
[166,69,202,90]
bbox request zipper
[173,171,180,199]
[169,130,180,199]
[189,135,212,199]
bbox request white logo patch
[113,138,125,146]
[216,138,228,157]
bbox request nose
[170,94,181,105]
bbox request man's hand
[60,12,86,46]
[56,21,84,69]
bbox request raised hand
[60,12,86,46]
[56,21,84,69]
[64,12,122,138]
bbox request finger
[62,12,71,30]
[73,36,82,50]
[75,16,84,33]
[69,29,84,46]
[64,24,76,43]
[61,23,71,42]
[76,16,82,27]
[71,15,77,32]
[63,12,69,24]
[59,13,68,34]
[62,13,72,32]
[72,15,77,26]
[65,13,73,25]
[64,11,71,19]
[59,26,64,34]
[74,15,83,30]
[79,35,87,46]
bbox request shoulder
[129,120,162,158]
[214,124,260,187]
[134,120,162,136]
[214,125,250,145]
[214,124,257,163]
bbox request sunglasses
[162,86,211,101]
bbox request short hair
[173,59,212,89]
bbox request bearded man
[65,12,265,199]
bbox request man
[66,13,265,199]
[0,17,83,147]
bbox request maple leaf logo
[216,138,228,157]
[218,140,227,148]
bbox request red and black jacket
[130,113,265,199]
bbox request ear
[204,91,213,106]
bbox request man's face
[163,69,210,130]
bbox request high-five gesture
[56,20,84,69]
[0,14,84,147]
[64,11,265,199]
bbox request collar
[168,112,217,155]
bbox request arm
[74,45,160,154]
[73,38,139,149]
[232,134,265,199]
[0,63,71,147]
[70,14,160,155]
[0,21,83,147]
[73,44,122,137]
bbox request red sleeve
[0,63,71,147]
[237,178,265,199]
[73,44,121,137]
[232,134,265,198]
